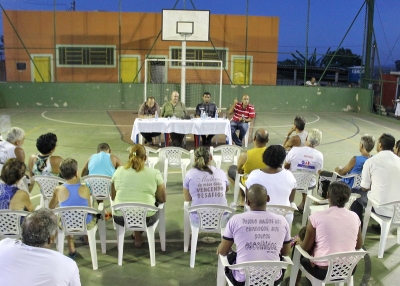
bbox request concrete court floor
[2,108,400,286]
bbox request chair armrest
[282,256,293,265]
[295,245,313,260]
[183,201,190,209]
[306,194,328,205]
[290,202,298,211]
[219,254,230,267]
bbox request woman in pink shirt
[295,181,363,284]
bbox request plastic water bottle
[215,107,218,119]
[201,110,205,120]
[154,111,158,121]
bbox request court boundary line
[41,111,133,127]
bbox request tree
[278,47,362,69]
[320,47,362,68]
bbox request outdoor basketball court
[2,108,399,285]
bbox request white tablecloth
[131,118,232,144]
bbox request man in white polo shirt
[351,133,400,228]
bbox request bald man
[217,184,291,286]
[160,91,187,147]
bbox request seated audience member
[49,158,94,259]
[81,143,122,177]
[294,182,362,285]
[227,129,269,206]
[0,208,81,285]
[283,116,308,151]
[0,159,33,212]
[350,133,400,226]
[305,77,318,86]
[246,145,297,225]
[334,134,375,188]
[228,94,255,147]
[0,127,29,192]
[138,96,161,145]
[0,127,26,170]
[284,128,323,212]
[81,143,122,219]
[183,147,229,224]
[394,140,400,157]
[28,133,63,191]
[217,184,291,286]
[160,91,187,147]
[111,144,166,247]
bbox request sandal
[297,205,304,214]
[105,212,112,220]
[67,251,77,260]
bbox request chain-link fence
[0,0,398,113]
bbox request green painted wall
[0,83,372,113]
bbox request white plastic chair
[81,174,111,252]
[217,254,293,286]
[183,202,235,268]
[266,205,297,235]
[215,122,251,147]
[210,145,242,169]
[0,210,30,239]
[308,193,361,216]
[361,197,400,258]
[233,171,247,207]
[307,172,362,219]
[158,147,194,184]
[32,175,66,209]
[144,146,160,169]
[289,245,367,286]
[112,202,166,266]
[53,206,105,270]
[291,171,316,226]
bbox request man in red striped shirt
[228,94,255,146]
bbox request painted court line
[354,117,400,134]
[41,111,132,127]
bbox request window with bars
[170,48,227,68]
[57,45,115,67]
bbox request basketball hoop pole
[181,37,186,104]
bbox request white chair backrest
[312,250,367,284]
[292,171,316,191]
[352,174,362,188]
[345,193,361,210]
[228,260,291,286]
[266,205,296,217]
[188,204,234,231]
[113,202,159,231]
[81,175,111,201]
[53,206,99,235]
[211,145,242,163]
[32,175,66,199]
[144,146,159,166]
[159,147,193,167]
[0,210,30,239]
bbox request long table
[131,118,232,147]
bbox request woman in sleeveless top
[0,159,33,212]
[28,133,63,191]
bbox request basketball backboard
[162,9,210,42]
